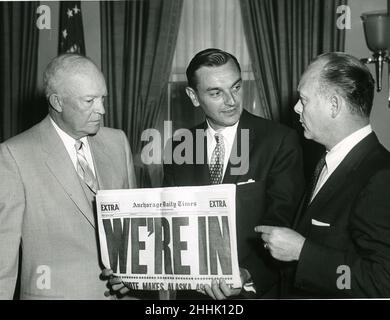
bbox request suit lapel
[40,116,96,228]
[306,133,380,219]
[307,164,349,218]
[193,126,211,185]
[194,163,210,185]
[223,111,254,184]
[88,133,118,190]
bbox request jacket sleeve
[120,130,137,188]
[0,143,25,299]
[295,170,390,297]
[244,128,305,297]
[263,129,305,227]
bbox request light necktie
[209,133,225,184]
[74,139,98,193]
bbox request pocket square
[237,179,255,185]
[311,219,330,227]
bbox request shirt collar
[50,116,89,148]
[205,119,239,145]
[325,124,372,173]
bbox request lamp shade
[361,11,390,52]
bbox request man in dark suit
[256,52,390,297]
[163,48,305,299]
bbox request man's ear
[330,95,341,118]
[185,87,200,107]
[48,94,63,113]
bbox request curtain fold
[240,0,346,179]
[171,0,253,77]
[0,2,40,142]
[240,0,346,125]
[101,0,183,187]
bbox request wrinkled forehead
[194,60,241,88]
[69,70,105,85]
[60,66,106,95]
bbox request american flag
[58,1,85,55]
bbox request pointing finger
[255,225,275,234]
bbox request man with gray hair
[256,52,390,297]
[0,54,136,299]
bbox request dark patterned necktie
[307,152,327,202]
[209,133,225,184]
[74,139,98,193]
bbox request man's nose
[294,100,302,114]
[223,91,235,106]
[95,98,106,115]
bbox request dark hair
[186,48,241,89]
[315,52,375,117]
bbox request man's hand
[201,268,251,300]
[255,225,305,261]
[101,268,130,297]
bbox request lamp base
[361,51,389,92]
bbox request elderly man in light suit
[0,54,136,299]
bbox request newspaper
[96,184,241,291]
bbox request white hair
[43,54,99,98]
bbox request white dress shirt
[206,120,239,179]
[311,124,372,201]
[50,117,96,176]
[206,119,256,293]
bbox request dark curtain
[240,0,346,125]
[0,1,40,142]
[240,0,346,178]
[101,0,183,187]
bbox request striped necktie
[74,139,98,193]
[209,133,225,184]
